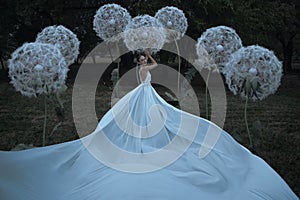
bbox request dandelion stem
[205,71,211,119]
[42,95,47,146]
[174,39,181,94]
[115,43,120,97]
[244,96,253,148]
[115,42,120,77]
[107,43,114,63]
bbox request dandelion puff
[93,3,132,42]
[8,42,68,97]
[223,45,282,101]
[155,6,188,42]
[123,15,166,54]
[196,25,242,72]
[194,46,218,72]
[36,25,80,66]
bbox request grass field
[0,69,299,197]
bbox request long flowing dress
[0,70,298,200]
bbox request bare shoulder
[143,63,158,71]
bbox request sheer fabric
[0,71,297,200]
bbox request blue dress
[0,71,298,200]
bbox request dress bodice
[139,70,151,84]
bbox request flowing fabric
[0,71,298,200]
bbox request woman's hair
[137,53,145,62]
[135,53,146,64]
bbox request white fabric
[0,71,297,200]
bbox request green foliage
[231,119,262,150]
[252,119,262,149]
[110,68,119,87]
[10,143,35,151]
[0,2,18,67]
[241,76,262,99]
[228,0,298,47]
[0,0,298,71]
[184,66,198,83]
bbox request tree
[1,0,298,74]
[0,1,18,71]
[270,2,298,72]
[228,0,298,73]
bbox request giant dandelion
[93,3,132,42]
[155,6,188,93]
[123,14,166,54]
[197,25,242,72]
[8,42,68,146]
[223,45,283,148]
[93,3,132,97]
[36,25,80,67]
[195,25,242,119]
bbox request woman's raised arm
[144,48,158,71]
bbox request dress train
[0,71,297,200]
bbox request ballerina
[0,49,298,199]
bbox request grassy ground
[0,70,299,197]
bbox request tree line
[0,0,299,74]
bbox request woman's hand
[145,48,150,56]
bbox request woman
[0,49,298,200]
[137,49,157,83]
